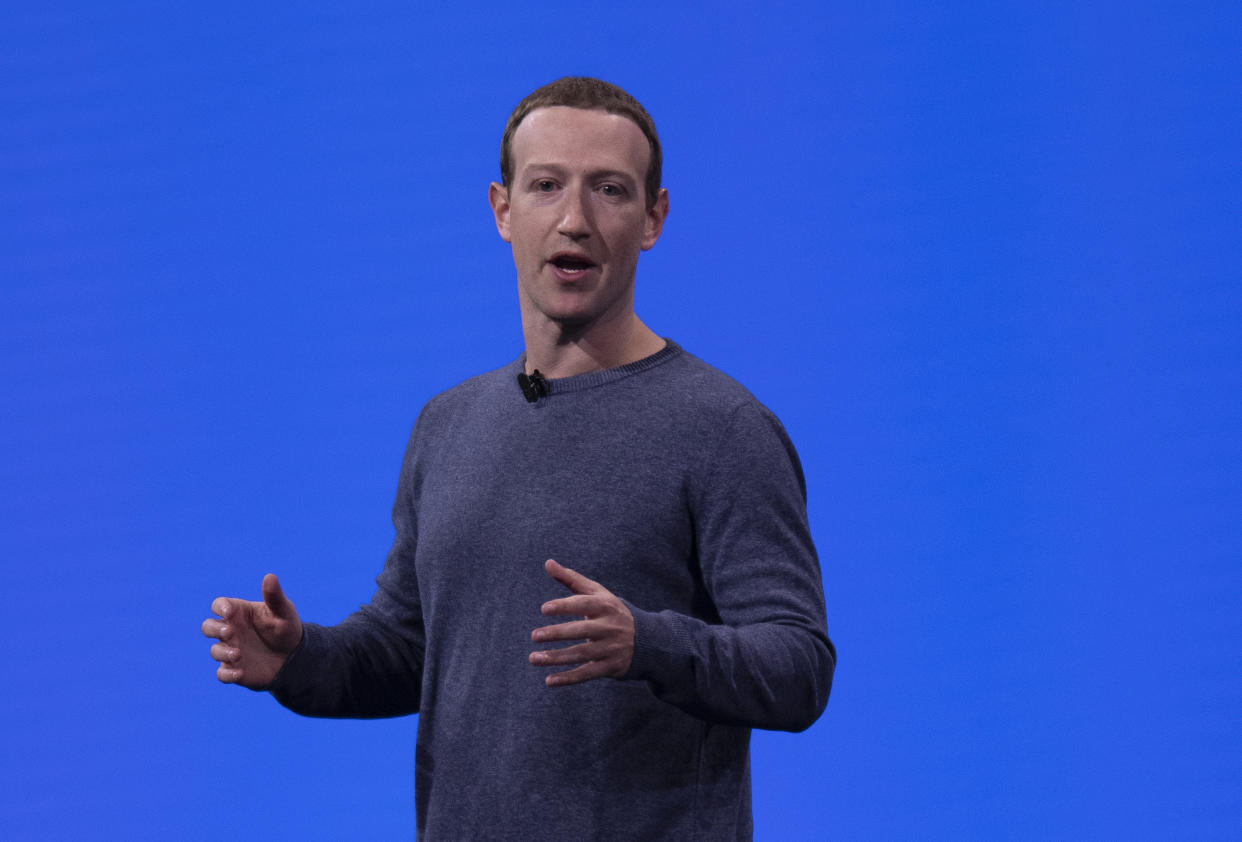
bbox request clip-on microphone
[517,369,548,403]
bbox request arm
[532,401,835,732]
[262,424,428,719]
[631,401,834,731]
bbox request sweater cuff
[623,601,696,687]
[267,622,323,709]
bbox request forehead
[511,106,650,177]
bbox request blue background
[3,2,1239,839]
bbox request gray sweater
[271,341,834,840]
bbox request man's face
[489,106,668,332]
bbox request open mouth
[550,253,597,276]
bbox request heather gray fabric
[270,341,834,841]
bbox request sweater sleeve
[268,425,427,719]
[623,401,835,732]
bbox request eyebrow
[520,163,638,185]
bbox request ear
[641,188,669,251]
[489,182,512,243]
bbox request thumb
[261,573,295,619]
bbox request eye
[600,183,624,197]
[535,179,557,192]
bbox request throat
[523,316,665,379]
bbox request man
[202,77,834,840]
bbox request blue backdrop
[3,2,1239,839]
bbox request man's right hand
[201,573,303,690]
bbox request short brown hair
[499,77,663,209]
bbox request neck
[521,310,665,378]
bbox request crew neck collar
[513,340,681,396]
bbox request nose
[557,186,593,241]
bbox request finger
[201,618,226,639]
[544,559,603,596]
[210,642,239,663]
[211,597,236,620]
[540,594,602,617]
[529,641,596,666]
[261,573,294,619]
[216,664,243,684]
[545,661,610,687]
[531,619,596,643]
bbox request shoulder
[622,346,802,490]
[635,350,810,513]
[412,359,521,432]
[394,360,521,480]
[653,345,786,430]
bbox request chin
[545,310,597,329]
[536,296,602,326]
[525,288,628,331]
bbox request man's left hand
[529,559,634,687]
